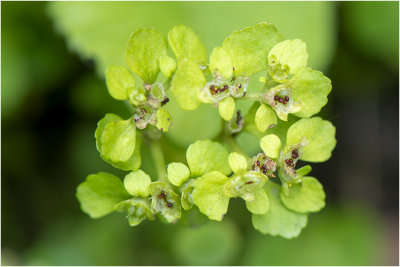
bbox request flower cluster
[76,22,336,239]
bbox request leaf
[255,104,277,132]
[125,28,167,84]
[95,113,122,152]
[123,170,152,197]
[296,165,312,177]
[76,172,131,218]
[159,54,177,77]
[100,117,136,162]
[168,25,207,64]
[167,162,190,186]
[246,187,270,215]
[155,108,172,132]
[228,152,248,173]
[252,181,308,238]
[170,60,207,110]
[290,67,332,118]
[222,22,283,77]
[224,171,268,201]
[186,139,231,177]
[286,117,336,162]
[218,96,235,121]
[192,171,230,221]
[107,135,142,171]
[280,176,325,213]
[260,134,281,159]
[209,46,233,79]
[268,39,308,75]
[105,65,135,100]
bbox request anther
[292,149,299,159]
[167,203,173,208]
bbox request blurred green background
[2,1,398,265]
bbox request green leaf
[168,25,207,64]
[170,60,207,110]
[105,65,135,100]
[106,135,142,171]
[255,104,277,132]
[228,152,248,173]
[95,114,141,171]
[159,54,177,77]
[252,181,308,238]
[123,170,152,197]
[222,22,283,77]
[114,198,154,226]
[218,96,235,121]
[260,134,281,159]
[155,108,172,132]
[186,139,231,177]
[297,165,312,177]
[149,182,181,223]
[290,67,332,118]
[192,171,230,221]
[280,176,325,213]
[95,113,122,152]
[209,46,233,79]
[167,162,190,186]
[100,117,136,162]
[246,188,270,215]
[286,117,336,162]
[76,172,130,218]
[125,28,167,84]
[180,179,195,210]
[268,39,308,75]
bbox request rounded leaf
[255,104,277,132]
[105,65,135,100]
[171,60,206,110]
[280,176,325,213]
[100,118,136,162]
[159,54,177,77]
[76,172,130,218]
[125,28,167,84]
[228,152,248,173]
[218,96,235,121]
[192,171,230,221]
[209,46,233,79]
[155,108,172,132]
[252,181,308,239]
[260,134,281,159]
[246,187,270,215]
[291,67,332,118]
[222,22,283,77]
[286,117,336,162]
[124,170,152,197]
[95,113,122,152]
[186,139,231,177]
[168,25,207,64]
[167,162,190,186]
[268,39,308,75]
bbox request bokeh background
[2,1,399,265]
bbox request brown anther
[239,84,242,89]
[284,96,289,102]
[278,97,284,103]
[167,203,173,208]
[158,191,166,199]
[274,95,279,101]
[256,160,260,166]
[292,149,299,159]
[161,97,169,106]
[223,85,229,90]
[246,181,254,185]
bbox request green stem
[149,140,168,182]
[224,136,251,161]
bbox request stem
[149,140,168,182]
[224,136,251,161]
